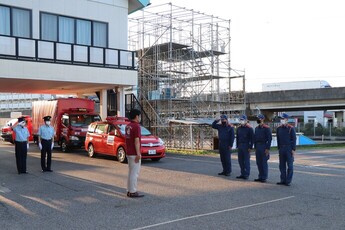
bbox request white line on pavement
[132,196,295,230]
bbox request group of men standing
[12,116,55,174]
[212,113,296,186]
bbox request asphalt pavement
[0,141,344,230]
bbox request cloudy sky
[148,0,345,91]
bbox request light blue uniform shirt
[13,126,30,142]
[38,125,55,140]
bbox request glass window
[12,8,31,38]
[95,124,106,134]
[77,19,91,46]
[41,13,57,41]
[0,6,10,35]
[59,16,74,43]
[93,22,107,47]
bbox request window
[0,6,10,35]
[0,5,31,38]
[41,13,57,41]
[77,19,91,46]
[93,22,107,47]
[95,124,106,134]
[59,16,74,43]
[40,12,108,47]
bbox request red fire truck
[32,98,101,152]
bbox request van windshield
[70,115,101,127]
[117,124,152,136]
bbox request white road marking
[132,196,295,230]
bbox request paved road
[0,142,344,230]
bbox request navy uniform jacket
[254,124,272,150]
[212,120,235,147]
[276,124,296,151]
[236,124,254,149]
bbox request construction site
[128,3,246,150]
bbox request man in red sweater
[125,109,144,198]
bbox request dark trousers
[255,144,269,180]
[279,146,294,184]
[219,144,232,174]
[41,139,52,171]
[238,143,250,177]
[15,141,27,173]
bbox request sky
[148,0,345,92]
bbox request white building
[0,0,149,118]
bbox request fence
[0,35,135,69]
[154,122,345,150]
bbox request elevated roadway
[244,87,345,112]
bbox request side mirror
[9,123,12,127]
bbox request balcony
[0,35,136,70]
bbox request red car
[85,116,166,163]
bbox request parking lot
[0,142,344,230]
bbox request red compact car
[85,116,166,163]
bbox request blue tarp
[299,135,316,145]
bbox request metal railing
[0,35,136,70]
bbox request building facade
[0,0,149,119]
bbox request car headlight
[158,138,164,146]
[69,136,79,141]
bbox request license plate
[148,150,156,155]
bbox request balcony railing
[0,35,136,70]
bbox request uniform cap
[43,116,52,121]
[220,114,228,120]
[18,117,25,122]
[257,114,265,120]
[239,114,247,120]
[280,113,289,119]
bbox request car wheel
[61,139,69,152]
[151,158,161,162]
[117,147,127,163]
[88,144,96,158]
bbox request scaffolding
[128,3,245,136]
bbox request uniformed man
[254,114,272,183]
[236,115,254,179]
[38,116,55,172]
[276,113,296,186]
[212,114,235,176]
[12,117,30,174]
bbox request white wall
[1,0,129,49]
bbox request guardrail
[0,35,136,70]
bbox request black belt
[42,139,52,141]
[15,141,27,143]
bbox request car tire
[88,144,96,158]
[151,158,161,162]
[117,146,127,163]
[61,139,69,153]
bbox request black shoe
[285,183,291,186]
[224,173,230,176]
[218,172,226,175]
[277,182,286,185]
[236,175,248,179]
[260,179,266,183]
[254,178,261,182]
[127,192,144,198]
[46,169,53,172]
